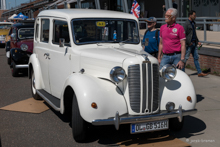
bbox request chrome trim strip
[147,63,152,112]
[15,65,29,68]
[142,63,146,113]
[92,107,197,128]
[36,90,61,111]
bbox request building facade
[1,0,219,21]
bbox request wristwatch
[181,59,186,63]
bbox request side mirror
[59,38,65,47]
[11,33,16,40]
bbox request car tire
[31,70,42,100]
[11,62,19,77]
[7,58,11,65]
[72,94,87,142]
[169,116,184,131]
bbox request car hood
[0,29,10,35]
[80,46,142,78]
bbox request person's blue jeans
[159,53,182,70]
[183,43,202,74]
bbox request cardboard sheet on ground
[0,98,49,113]
[116,135,190,147]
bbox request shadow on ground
[170,116,206,139]
[197,94,205,103]
[46,100,206,146]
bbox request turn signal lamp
[91,102,97,109]
[15,49,17,53]
[187,96,192,102]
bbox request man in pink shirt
[158,8,186,70]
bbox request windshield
[0,24,12,29]
[18,28,34,39]
[72,19,139,44]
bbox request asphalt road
[0,46,219,147]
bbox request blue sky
[6,0,31,9]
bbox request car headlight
[20,44,28,51]
[110,66,126,83]
[160,64,177,81]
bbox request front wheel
[31,70,42,100]
[72,95,88,142]
[169,116,185,131]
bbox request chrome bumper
[92,105,197,130]
[15,64,28,68]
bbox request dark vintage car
[6,20,34,77]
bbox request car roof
[0,22,13,25]
[38,9,138,21]
[12,23,34,29]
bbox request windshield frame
[71,18,140,45]
[0,24,12,29]
[18,28,34,40]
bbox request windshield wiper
[119,38,132,45]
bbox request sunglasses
[165,15,173,18]
[147,22,153,24]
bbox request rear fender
[60,73,128,123]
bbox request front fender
[28,53,44,89]
[61,73,128,123]
[160,69,196,110]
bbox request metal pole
[77,0,81,8]
[95,0,100,9]
[64,1,67,9]
[204,19,207,42]
[123,0,129,13]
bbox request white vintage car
[29,9,197,142]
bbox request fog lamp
[166,102,175,112]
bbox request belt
[192,40,196,43]
[163,51,181,56]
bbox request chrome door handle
[44,53,50,59]
[44,53,49,56]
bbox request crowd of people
[142,8,208,77]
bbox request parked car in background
[6,20,34,77]
[0,22,13,45]
[29,9,197,142]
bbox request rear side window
[53,20,70,46]
[40,19,50,43]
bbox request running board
[36,89,61,111]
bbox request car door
[48,18,71,98]
[34,18,51,93]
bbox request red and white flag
[131,0,140,18]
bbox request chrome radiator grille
[128,63,159,114]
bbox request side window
[40,19,50,43]
[11,28,17,40]
[35,24,39,41]
[53,20,70,46]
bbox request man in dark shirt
[183,10,208,77]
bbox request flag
[130,0,140,18]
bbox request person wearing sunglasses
[142,17,160,58]
[158,8,186,70]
